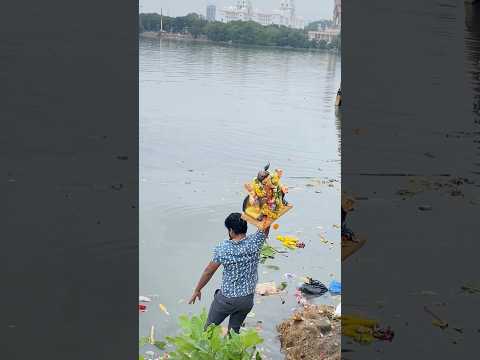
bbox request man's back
[189,213,270,333]
[213,230,266,298]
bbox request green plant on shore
[165,309,263,359]
[139,336,166,360]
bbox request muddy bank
[139,31,209,42]
[277,304,340,360]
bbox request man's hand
[188,290,201,304]
[189,262,220,305]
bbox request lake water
[139,37,341,359]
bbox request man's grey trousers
[205,289,254,333]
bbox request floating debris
[294,289,308,305]
[150,325,155,344]
[329,280,342,295]
[460,283,480,294]
[342,315,394,344]
[277,235,300,249]
[159,304,170,316]
[265,265,280,271]
[256,282,280,296]
[284,273,296,280]
[260,244,279,263]
[279,282,288,291]
[424,305,448,329]
[418,205,432,211]
[299,278,328,297]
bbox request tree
[139,12,328,50]
[305,20,333,32]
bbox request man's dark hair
[224,213,247,235]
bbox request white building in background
[222,0,254,22]
[220,0,305,29]
[307,27,339,43]
[206,4,216,22]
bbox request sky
[139,1,334,24]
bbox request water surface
[140,38,341,359]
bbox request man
[188,212,270,334]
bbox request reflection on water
[140,38,341,359]
[465,2,480,123]
[335,107,342,157]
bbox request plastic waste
[284,273,296,280]
[139,304,147,312]
[139,295,152,302]
[294,289,308,305]
[299,278,328,296]
[335,303,341,316]
[329,280,341,294]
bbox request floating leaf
[265,265,280,271]
[278,282,288,291]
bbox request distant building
[206,4,217,22]
[307,0,341,44]
[222,0,254,22]
[307,27,340,43]
[220,0,305,29]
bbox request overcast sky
[139,1,334,23]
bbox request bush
[165,309,264,359]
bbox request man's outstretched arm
[188,261,220,304]
[253,225,270,248]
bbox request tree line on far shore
[139,13,340,50]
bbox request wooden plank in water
[342,236,367,262]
